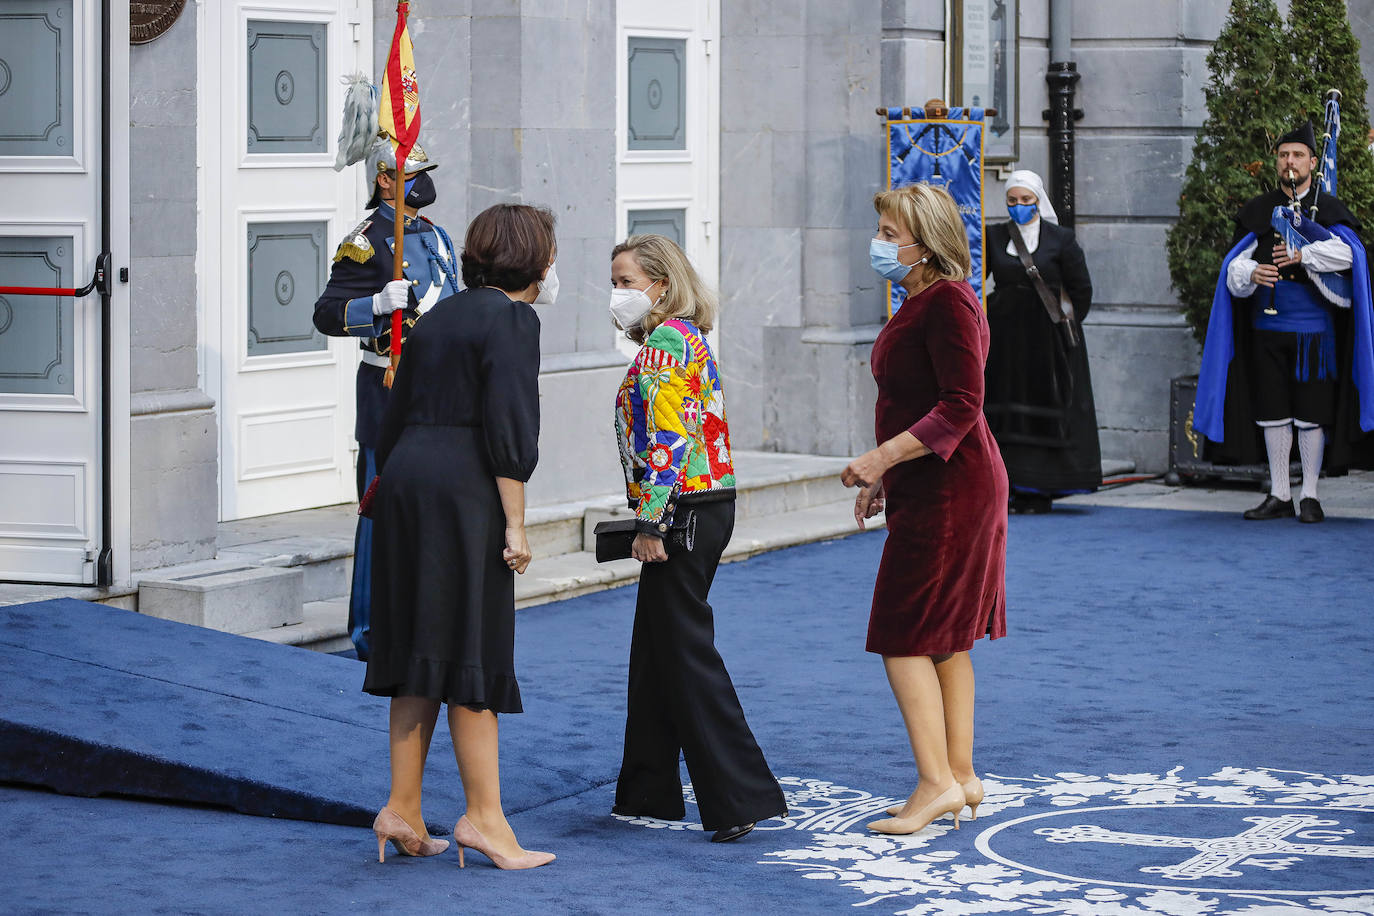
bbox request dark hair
[460,204,556,291]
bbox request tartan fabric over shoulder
[614,319,736,535]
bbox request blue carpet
[2,505,1372,914]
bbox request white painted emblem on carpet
[615,767,1374,914]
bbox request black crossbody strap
[1008,223,1064,324]
[1007,222,1080,348]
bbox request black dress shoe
[710,823,754,843]
[1243,495,1295,520]
[1009,494,1052,515]
[1299,497,1325,523]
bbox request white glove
[371,279,410,316]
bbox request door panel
[245,19,328,155]
[0,236,75,396]
[626,207,686,247]
[244,220,328,357]
[616,1,719,357]
[626,37,686,151]
[0,0,77,159]
[205,1,368,520]
[0,0,101,583]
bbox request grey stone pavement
[1064,468,1374,520]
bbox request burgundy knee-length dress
[866,279,1009,656]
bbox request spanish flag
[379,2,421,167]
[379,1,421,376]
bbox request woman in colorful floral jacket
[607,234,787,844]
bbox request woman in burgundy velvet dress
[842,183,1008,836]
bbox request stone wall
[1351,0,1374,118]
[387,1,621,505]
[1054,0,1225,471]
[128,11,217,569]
[880,0,1231,472]
[719,0,885,457]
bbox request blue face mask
[870,238,923,282]
[1008,203,1038,225]
[404,177,417,197]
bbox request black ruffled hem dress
[362,287,540,713]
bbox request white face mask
[609,279,662,329]
[534,261,559,305]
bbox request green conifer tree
[1166,0,1300,343]
[1286,0,1374,239]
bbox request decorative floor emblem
[720,767,1374,914]
[1037,811,1374,882]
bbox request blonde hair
[611,234,718,344]
[872,183,972,282]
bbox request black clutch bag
[593,510,696,563]
[592,519,638,562]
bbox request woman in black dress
[364,204,555,870]
[984,169,1101,513]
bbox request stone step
[0,581,138,611]
[243,596,354,655]
[518,496,885,610]
[217,536,353,605]
[52,451,866,646]
[519,451,853,557]
[253,496,887,652]
[1102,457,1138,479]
[137,563,303,635]
[215,505,357,605]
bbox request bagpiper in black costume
[1195,120,1374,524]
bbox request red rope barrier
[0,286,78,296]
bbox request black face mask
[403,171,437,209]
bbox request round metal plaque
[131,0,187,45]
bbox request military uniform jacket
[313,202,460,446]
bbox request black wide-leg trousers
[614,498,787,832]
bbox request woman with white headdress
[983,169,1101,513]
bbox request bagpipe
[1271,90,1353,310]
[1270,205,1354,309]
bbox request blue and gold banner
[884,107,986,316]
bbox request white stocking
[1297,424,1325,501]
[1262,423,1293,501]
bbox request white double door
[201,0,371,520]
[0,0,119,584]
[615,0,720,354]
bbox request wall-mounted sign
[951,0,1019,162]
[131,0,187,45]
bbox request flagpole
[382,0,415,389]
[385,172,405,388]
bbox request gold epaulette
[333,219,374,264]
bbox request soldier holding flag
[313,3,458,660]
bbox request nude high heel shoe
[372,807,450,863]
[453,815,555,870]
[886,777,984,820]
[961,776,984,821]
[869,783,965,835]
